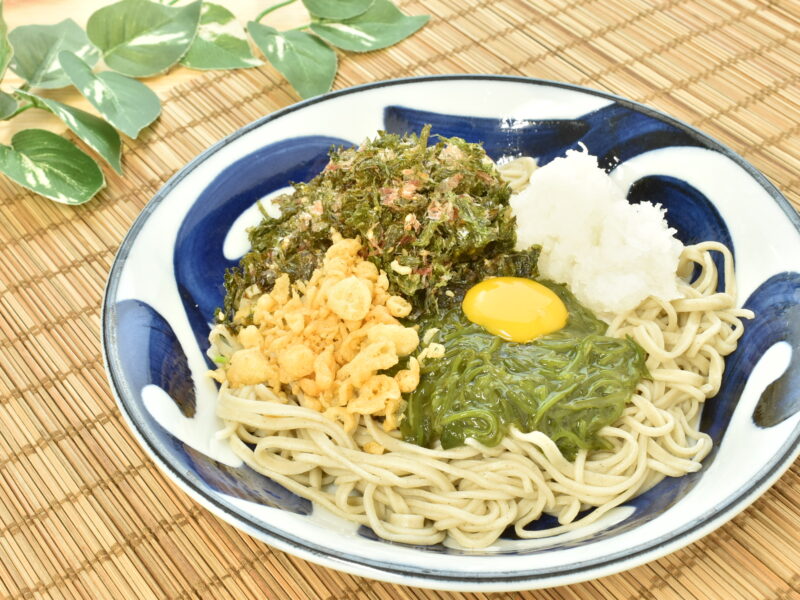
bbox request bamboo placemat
[2,0,800,598]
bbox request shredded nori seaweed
[219,126,538,327]
[401,282,649,460]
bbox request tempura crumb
[216,234,419,432]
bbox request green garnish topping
[212,356,228,364]
[220,125,538,328]
[401,282,648,461]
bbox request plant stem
[8,103,34,119]
[167,0,179,5]
[255,0,297,23]
[286,23,309,31]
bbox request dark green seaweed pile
[220,126,538,327]
[401,282,648,460]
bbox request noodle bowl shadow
[102,76,800,590]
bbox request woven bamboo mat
[2,0,800,598]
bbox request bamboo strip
[0,0,799,598]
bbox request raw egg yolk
[462,277,568,343]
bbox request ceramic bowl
[102,75,800,591]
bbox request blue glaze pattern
[384,104,705,169]
[114,299,310,512]
[384,105,589,162]
[115,299,196,420]
[705,272,800,437]
[627,175,733,291]
[756,303,800,427]
[173,135,353,361]
[626,175,733,249]
[184,446,312,514]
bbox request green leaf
[0,0,13,80]
[0,91,16,119]
[302,0,373,20]
[0,129,104,205]
[17,90,122,174]
[60,51,160,139]
[247,22,336,99]
[309,0,428,53]
[181,2,261,70]
[8,19,100,89]
[87,0,202,77]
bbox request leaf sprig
[0,0,429,205]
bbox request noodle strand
[211,242,752,548]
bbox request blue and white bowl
[102,75,800,591]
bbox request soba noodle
[497,156,538,192]
[210,241,751,548]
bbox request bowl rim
[101,73,800,591]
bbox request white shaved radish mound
[510,150,683,315]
